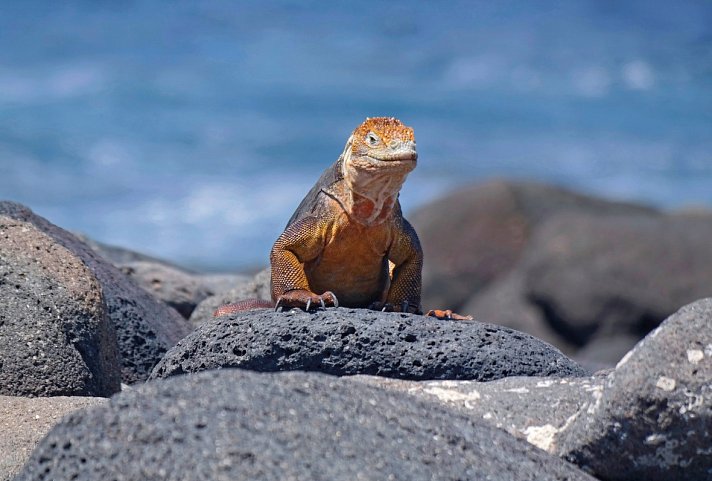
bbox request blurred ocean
[0,0,710,270]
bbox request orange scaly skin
[215,117,473,320]
[271,117,422,313]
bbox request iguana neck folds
[334,120,417,225]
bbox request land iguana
[215,117,471,320]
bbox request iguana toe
[425,309,474,321]
[275,289,337,312]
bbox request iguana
[215,117,470,320]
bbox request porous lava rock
[150,308,586,381]
[15,369,598,481]
[79,238,248,320]
[554,298,712,480]
[0,395,107,481]
[0,214,120,397]
[0,202,193,384]
[119,261,213,319]
[351,374,604,454]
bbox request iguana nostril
[269,117,423,314]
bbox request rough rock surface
[410,180,654,311]
[0,214,121,397]
[188,268,270,326]
[0,202,193,384]
[151,308,586,381]
[0,395,107,481]
[351,374,604,453]
[555,298,712,481]
[522,212,712,346]
[16,369,597,481]
[80,234,250,308]
[79,234,249,300]
[118,261,248,319]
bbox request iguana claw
[275,289,338,312]
[369,301,419,313]
[329,292,339,308]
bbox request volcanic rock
[0,202,193,384]
[0,213,120,397]
[15,369,597,481]
[554,298,712,480]
[151,308,586,381]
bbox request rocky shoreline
[1,180,710,480]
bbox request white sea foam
[622,60,655,90]
[0,0,709,270]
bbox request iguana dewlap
[215,117,471,320]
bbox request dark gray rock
[0,395,107,481]
[463,206,712,366]
[151,308,586,381]
[555,298,712,480]
[0,214,121,397]
[351,374,604,454]
[462,271,575,354]
[188,268,270,326]
[410,180,654,311]
[78,233,249,320]
[522,211,712,346]
[195,272,251,298]
[120,261,210,318]
[0,202,193,384]
[573,333,640,370]
[15,369,598,481]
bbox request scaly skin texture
[215,117,472,320]
[271,117,422,313]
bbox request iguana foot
[425,309,474,321]
[275,289,339,312]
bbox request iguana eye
[366,132,380,146]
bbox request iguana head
[349,117,417,168]
[338,117,417,224]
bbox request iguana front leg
[377,218,423,314]
[381,218,473,320]
[270,216,338,311]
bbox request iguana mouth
[368,150,418,162]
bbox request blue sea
[1,1,710,271]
